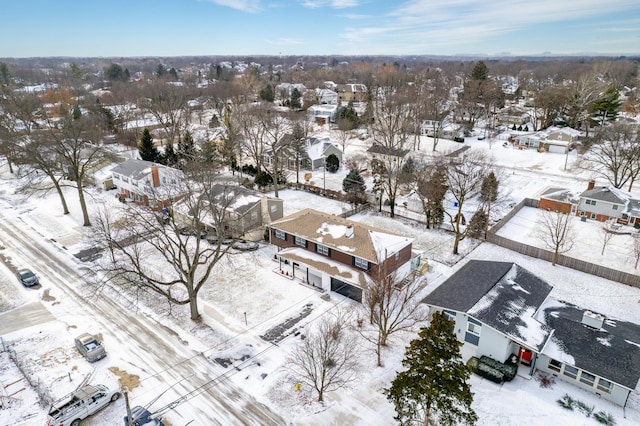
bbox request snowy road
[0,211,286,425]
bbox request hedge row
[467,355,518,383]
[479,356,517,382]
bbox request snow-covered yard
[2,135,640,425]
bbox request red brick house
[269,208,417,302]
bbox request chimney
[587,180,595,190]
[581,310,604,329]
[151,165,160,187]
[345,224,354,239]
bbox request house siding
[536,354,630,406]
[539,198,573,214]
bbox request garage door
[331,278,362,303]
[308,271,322,287]
[548,144,565,154]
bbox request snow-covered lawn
[2,135,640,425]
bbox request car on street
[47,384,120,426]
[477,135,486,140]
[16,268,39,287]
[74,333,107,362]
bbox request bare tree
[260,108,291,197]
[368,68,417,218]
[93,161,238,321]
[359,274,428,367]
[536,210,575,266]
[288,311,360,402]
[633,234,640,269]
[600,219,618,255]
[234,103,268,171]
[139,80,192,146]
[582,123,640,190]
[444,151,492,254]
[413,158,447,229]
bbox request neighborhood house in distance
[424,260,640,406]
[269,208,419,302]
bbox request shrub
[593,411,616,425]
[479,356,517,382]
[557,394,574,410]
[575,400,594,417]
[535,371,555,388]
[466,357,479,371]
[476,362,504,383]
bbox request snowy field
[1,134,640,426]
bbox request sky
[1,0,639,58]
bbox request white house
[111,159,185,209]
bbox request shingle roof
[270,208,412,263]
[204,184,262,215]
[540,187,580,204]
[539,300,640,390]
[111,159,158,181]
[580,186,630,204]
[424,260,553,351]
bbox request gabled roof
[424,260,553,351]
[111,159,159,181]
[270,208,412,264]
[537,300,640,390]
[539,187,580,204]
[204,184,263,215]
[580,186,631,205]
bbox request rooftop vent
[581,310,604,329]
[345,224,354,239]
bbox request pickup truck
[46,384,120,426]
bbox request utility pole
[124,388,133,426]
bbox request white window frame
[596,378,612,393]
[563,365,578,380]
[548,358,562,373]
[317,244,329,256]
[579,371,596,387]
[354,256,368,269]
[294,236,306,247]
[274,229,286,240]
[467,321,481,336]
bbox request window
[270,205,277,213]
[597,378,612,393]
[580,211,585,217]
[586,199,596,206]
[563,365,578,380]
[467,320,481,336]
[317,244,329,256]
[443,310,456,322]
[580,371,596,387]
[294,236,306,248]
[548,358,562,373]
[585,199,592,205]
[591,213,596,219]
[274,229,286,240]
[464,319,480,346]
[612,205,618,210]
[394,252,399,261]
[251,211,258,220]
[354,256,368,269]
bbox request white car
[46,384,120,426]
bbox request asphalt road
[0,211,286,425]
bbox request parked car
[124,406,166,426]
[47,384,120,426]
[16,268,39,287]
[477,135,486,140]
[232,240,259,251]
[74,333,107,362]
[453,136,465,143]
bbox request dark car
[17,268,39,287]
[453,136,465,143]
[477,135,486,140]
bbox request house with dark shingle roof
[423,260,640,406]
[577,181,640,225]
[538,187,580,214]
[269,208,417,302]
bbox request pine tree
[259,84,275,102]
[162,142,178,167]
[343,168,366,204]
[385,312,477,426]
[290,88,301,109]
[138,128,159,162]
[470,61,489,80]
[177,131,195,163]
[325,153,340,173]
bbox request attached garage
[331,277,362,303]
[308,271,322,287]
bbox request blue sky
[1,0,639,58]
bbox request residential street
[0,206,286,425]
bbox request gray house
[577,181,640,225]
[423,260,640,406]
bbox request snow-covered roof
[277,247,366,286]
[424,260,553,351]
[536,298,640,390]
[270,208,412,264]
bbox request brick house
[576,181,640,225]
[336,83,367,104]
[538,187,580,214]
[268,208,417,302]
[111,159,185,209]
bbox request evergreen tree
[104,63,125,81]
[156,63,167,78]
[0,61,10,86]
[479,171,498,238]
[325,153,340,173]
[470,61,489,80]
[162,142,178,167]
[342,168,366,203]
[177,131,195,163]
[290,87,302,109]
[385,311,477,426]
[259,84,275,102]
[70,62,83,79]
[593,85,621,125]
[467,210,488,238]
[138,128,159,162]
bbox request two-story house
[111,159,186,209]
[269,209,416,302]
[576,181,640,225]
[336,83,367,105]
[423,260,640,407]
